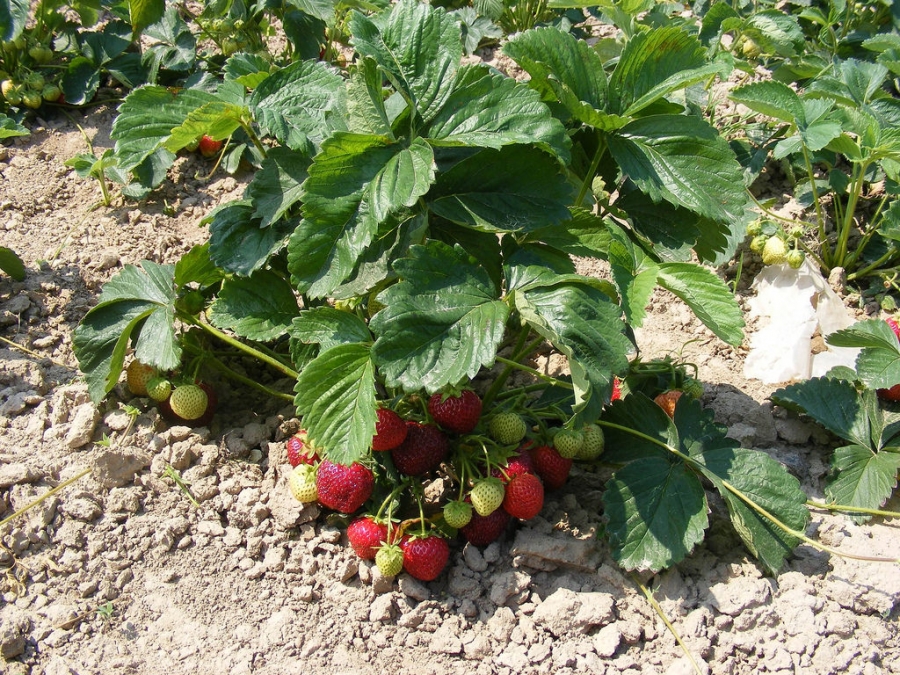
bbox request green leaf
[608,115,749,223]
[173,243,223,289]
[608,228,659,328]
[0,0,28,41]
[250,60,346,150]
[162,101,247,152]
[142,7,196,76]
[603,456,708,572]
[742,9,804,58]
[656,263,744,346]
[205,200,295,276]
[291,307,372,351]
[72,262,180,403]
[428,145,573,233]
[771,377,874,448]
[730,80,805,126]
[224,53,271,89]
[608,26,725,118]
[291,133,434,298]
[350,0,462,124]
[112,86,218,172]
[347,57,393,137]
[826,445,900,523]
[513,271,631,419]
[285,0,335,23]
[426,64,570,162]
[64,153,98,178]
[827,320,900,389]
[0,114,28,139]
[601,394,678,464]
[0,246,25,281]
[248,147,311,227]
[503,27,607,122]
[294,343,376,465]
[61,57,101,106]
[616,189,699,262]
[370,241,509,394]
[128,0,165,35]
[695,443,809,574]
[208,271,300,342]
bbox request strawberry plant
[771,318,900,522]
[71,0,819,577]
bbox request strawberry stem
[180,313,298,379]
[806,500,900,519]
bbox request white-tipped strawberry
[470,477,505,517]
[168,384,209,421]
[288,464,319,503]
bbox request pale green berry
[375,544,403,577]
[470,478,505,517]
[489,412,527,445]
[443,500,473,529]
[288,464,318,503]
[553,429,584,459]
[577,424,605,460]
[761,237,788,265]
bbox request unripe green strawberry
[470,477,505,517]
[489,412,528,445]
[375,543,403,577]
[681,377,704,400]
[288,464,318,503]
[443,499,473,529]
[28,44,53,64]
[168,384,209,421]
[1,79,15,97]
[749,234,767,253]
[24,72,44,91]
[761,237,787,265]
[786,249,805,270]
[553,428,583,459]
[41,83,61,102]
[146,376,172,402]
[577,423,605,460]
[21,90,42,109]
[746,221,763,237]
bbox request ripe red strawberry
[347,517,389,560]
[286,430,318,467]
[490,450,535,484]
[877,383,900,402]
[654,390,683,418]
[886,317,900,341]
[460,507,511,546]
[198,135,223,157]
[315,460,374,513]
[390,422,448,476]
[126,360,157,397]
[428,389,482,434]
[372,408,407,451]
[610,376,622,402]
[400,534,450,582]
[502,473,544,520]
[530,445,572,491]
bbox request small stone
[532,588,582,637]
[510,529,603,572]
[197,520,225,537]
[429,625,463,655]
[92,449,151,488]
[369,594,394,622]
[0,463,43,489]
[463,544,488,572]
[399,575,430,601]
[0,609,30,658]
[707,578,772,616]
[60,496,102,522]
[65,403,101,448]
[593,623,621,658]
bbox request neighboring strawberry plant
[772,318,900,521]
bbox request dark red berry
[400,534,450,581]
[316,460,374,513]
[529,445,572,491]
[460,508,511,547]
[428,389,482,434]
[390,422,448,476]
[372,408,408,451]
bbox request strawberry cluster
[282,386,614,582]
[125,360,217,426]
